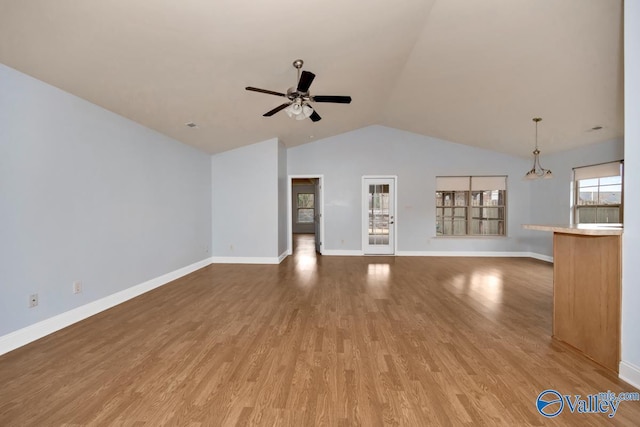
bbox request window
[436,176,506,236]
[297,193,315,223]
[574,161,623,224]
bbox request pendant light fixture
[524,117,553,180]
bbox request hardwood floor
[1,234,638,426]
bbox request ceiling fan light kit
[524,117,553,180]
[285,101,313,120]
[245,59,352,122]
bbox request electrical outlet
[73,281,82,294]
[29,293,38,308]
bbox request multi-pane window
[297,193,315,223]
[574,161,623,224]
[436,176,506,236]
[435,189,468,236]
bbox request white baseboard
[191,252,290,266]
[322,249,364,256]
[396,250,522,257]
[0,257,213,357]
[619,361,640,390]
[396,250,553,262]
[320,249,553,261]
[527,252,554,263]
[211,256,281,264]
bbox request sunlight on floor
[292,234,318,292]
[366,263,391,298]
[470,268,504,310]
[450,268,504,313]
[295,254,317,272]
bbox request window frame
[436,191,469,236]
[573,161,624,225]
[296,193,315,224]
[436,176,507,237]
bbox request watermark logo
[536,389,564,418]
[536,389,640,418]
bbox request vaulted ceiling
[0,0,623,156]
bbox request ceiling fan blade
[297,71,315,93]
[312,95,352,104]
[309,110,322,122]
[246,87,286,97]
[263,103,291,117]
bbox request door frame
[287,175,324,255]
[362,175,398,255]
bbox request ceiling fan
[245,59,352,122]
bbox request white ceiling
[0,0,623,156]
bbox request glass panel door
[363,178,395,254]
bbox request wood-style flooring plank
[1,235,639,426]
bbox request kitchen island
[524,224,622,372]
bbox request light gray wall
[211,138,279,258]
[278,141,288,256]
[292,184,316,234]
[622,0,640,381]
[526,138,624,256]
[287,125,531,253]
[0,64,212,336]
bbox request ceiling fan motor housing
[286,87,310,101]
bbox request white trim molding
[0,257,213,356]
[620,361,640,390]
[321,250,552,261]
[322,249,365,256]
[396,251,553,262]
[211,256,282,264]
[528,252,554,263]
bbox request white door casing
[362,176,396,255]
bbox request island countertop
[524,223,623,372]
[523,224,623,236]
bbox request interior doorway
[288,175,324,255]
